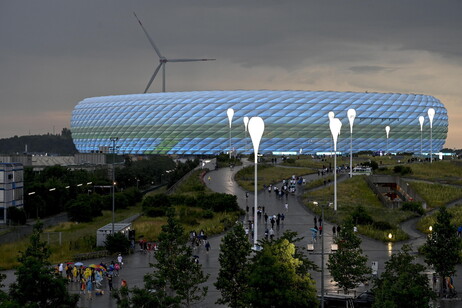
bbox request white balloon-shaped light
[329,118,342,151]
[248,117,265,161]
[428,108,435,128]
[347,109,356,133]
[227,108,234,128]
[243,116,249,132]
[419,116,425,131]
[328,111,335,120]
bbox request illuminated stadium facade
[70,90,448,155]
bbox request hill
[0,128,77,155]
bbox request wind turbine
[134,12,216,93]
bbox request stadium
[70,90,448,155]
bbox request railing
[73,250,109,261]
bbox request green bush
[202,210,214,219]
[362,160,379,170]
[144,207,167,217]
[351,205,373,225]
[104,232,131,254]
[142,193,171,209]
[401,202,424,215]
[393,165,413,175]
[372,221,393,230]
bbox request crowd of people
[56,253,126,300]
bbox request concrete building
[0,163,24,224]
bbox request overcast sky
[1,1,461,148]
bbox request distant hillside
[0,128,77,155]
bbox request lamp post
[243,116,249,154]
[110,137,119,235]
[428,108,435,163]
[419,116,425,157]
[248,117,265,248]
[227,108,234,159]
[329,116,342,211]
[385,126,390,155]
[347,109,356,178]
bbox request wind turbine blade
[144,63,163,93]
[168,58,216,62]
[133,12,163,58]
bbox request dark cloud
[0,0,461,146]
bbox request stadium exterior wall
[70,90,448,155]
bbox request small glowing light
[388,233,392,239]
[429,226,433,232]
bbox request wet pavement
[2,160,462,307]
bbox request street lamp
[329,115,342,211]
[347,109,356,178]
[419,116,425,157]
[110,137,119,235]
[385,126,390,155]
[227,108,234,159]
[428,108,435,163]
[248,117,265,248]
[243,116,249,154]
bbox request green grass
[132,207,240,242]
[404,161,462,185]
[0,205,142,269]
[235,165,315,191]
[417,204,462,234]
[302,176,415,242]
[409,181,462,209]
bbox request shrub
[144,207,167,217]
[362,160,379,170]
[7,206,26,225]
[401,201,424,215]
[142,194,171,209]
[104,232,131,254]
[393,165,413,175]
[351,205,373,225]
[202,210,214,219]
[372,221,393,230]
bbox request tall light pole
[385,126,390,155]
[227,108,234,159]
[243,116,249,154]
[248,117,265,248]
[419,116,425,157]
[347,109,356,178]
[110,137,119,235]
[329,116,342,211]
[428,108,435,163]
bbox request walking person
[205,241,211,252]
[284,202,288,211]
[269,228,275,240]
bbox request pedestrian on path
[332,226,336,237]
[269,228,274,240]
[284,202,288,211]
[205,241,211,252]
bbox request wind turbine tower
[134,12,216,93]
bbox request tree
[421,206,462,296]
[215,223,252,307]
[327,217,371,293]
[113,208,209,307]
[8,221,78,307]
[105,232,131,255]
[373,245,436,308]
[246,235,318,308]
